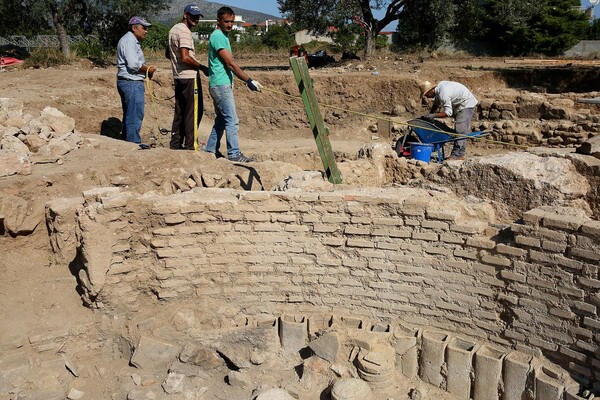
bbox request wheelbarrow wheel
[394,133,419,158]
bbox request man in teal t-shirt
[204,6,263,163]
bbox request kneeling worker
[419,80,478,160]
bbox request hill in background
[158,0,280,24]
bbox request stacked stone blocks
[47,188,599,391]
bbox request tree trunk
[363,30,377,60]
[51,10,70,58]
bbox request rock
[0,352,30,393]
[391,105,406,116]
[250,349,267,365]
[127,389,157,400]
[0,194,44,235]
[67,388,85,400]
[276,171,333,192]
[308,332,339,362]
[0,125,20,138]
[331,378,373,400]
[162,371,185,394]
[179,345,225,369]
[551,98,575,108]
[1,135,30,157]
[132,373,142,386]
[77,209,116,300]
[22,134,47,152]
[0,152,31,177]
[227,370,251,387]
[172,309,200,331]
[168,360,212,378]
[38,132,80,157]
[130,336,181,371]
[576,135,600,158]
[46,197,84,264]
[213,326,279,370]
[0,98,24,114]
[39,107,75,134]
[255,388,296,400]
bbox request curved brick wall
[47,186,600,392]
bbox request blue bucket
[410,143,433,162]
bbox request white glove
[246,79,263,92]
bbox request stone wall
[49,187,600,391]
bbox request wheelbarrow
[394,117,490,163]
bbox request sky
[218,0,600,22]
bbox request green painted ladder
[289,56,343,184]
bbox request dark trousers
[170,74,203,150]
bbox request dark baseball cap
[184,3,204,17]
[129,16,151,27]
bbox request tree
[396,0,456,52]
[262,24,294,49]
[0,0,171,58]
[480,0,588,56]
[0,0,50,37]
[44,0,90,58]
[277,0,406,59]
[588,18,600,40]
[86,0,171,50]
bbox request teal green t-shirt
[208,29,233,87]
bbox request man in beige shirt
[166,3,209,150]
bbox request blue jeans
[117,79,145,143]
[452,107,475,157]
[205,85,240,158]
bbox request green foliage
[142,21,170,51]
[479,0,588,56]
[196,22,215,37]
[71,37,108,58]
[76,0,171,49]
[396,0,456,52]
[0,0,49,36]
[588,18,600,40]
[451,0,483,47]
[331,24,361,52]
[278,0,407,58]
[375,34,389,50]
[23,48,69,68]
[261,25,294,49]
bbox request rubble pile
[0,98,83,177]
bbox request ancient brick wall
[57,187,599,387]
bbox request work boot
[229,153,253,163]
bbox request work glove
[421,113,437,121]
[246,78,263,92]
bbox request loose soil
[0,53,597,399]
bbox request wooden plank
[289,56,342,184]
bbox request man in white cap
[419,80,478,160]
[116,16,155,147]
[166,3,209,150]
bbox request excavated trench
[1,64,599,399]
[485,65,600,93]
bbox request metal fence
[0,35,95,49]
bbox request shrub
[71,37,113,65]
[23,48,69,68]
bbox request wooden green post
[289,56,343,184]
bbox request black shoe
[229,153,253,163]
[139,143,151,150]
